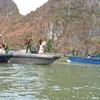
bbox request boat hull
[0,54,13,63]
[66,56,100,65]
[10,54,60,65]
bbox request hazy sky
[13,0,48,15]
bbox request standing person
[0,35,5,54]
[39,38,43,45]
[72,49,75,56]
[25,36,32,53]
[1,43,9,54]
[75,48,80,56]
[94,50,99,58]
[46,37,52,52]
[38,44,45,53]
[5,44,9,54]
[0,35,9,54]
[38,39,46,54]
[37,38,43,52]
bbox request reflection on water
[0,58,100,100]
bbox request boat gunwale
[13,54,60,59]
[65,56,100,61]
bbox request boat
[65,55,100,65]
[10,49,60,65]
[0,49,13,63]
[0,54,13,63]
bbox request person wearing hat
[25,36,32,53]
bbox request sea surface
[0,57,100,100]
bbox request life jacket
[26,38,31,45]
[76,48,80,52]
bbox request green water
[0,58,100,100]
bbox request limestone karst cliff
[0,0,100,54]
[0,0,19,16]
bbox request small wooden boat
[0,54,13,63]
[10,50,60,65]
[65,55,100,65]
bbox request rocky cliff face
[0,0,100,54]
[0,0,20,47]
[41,0,100,54]
[0,0,19,17]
